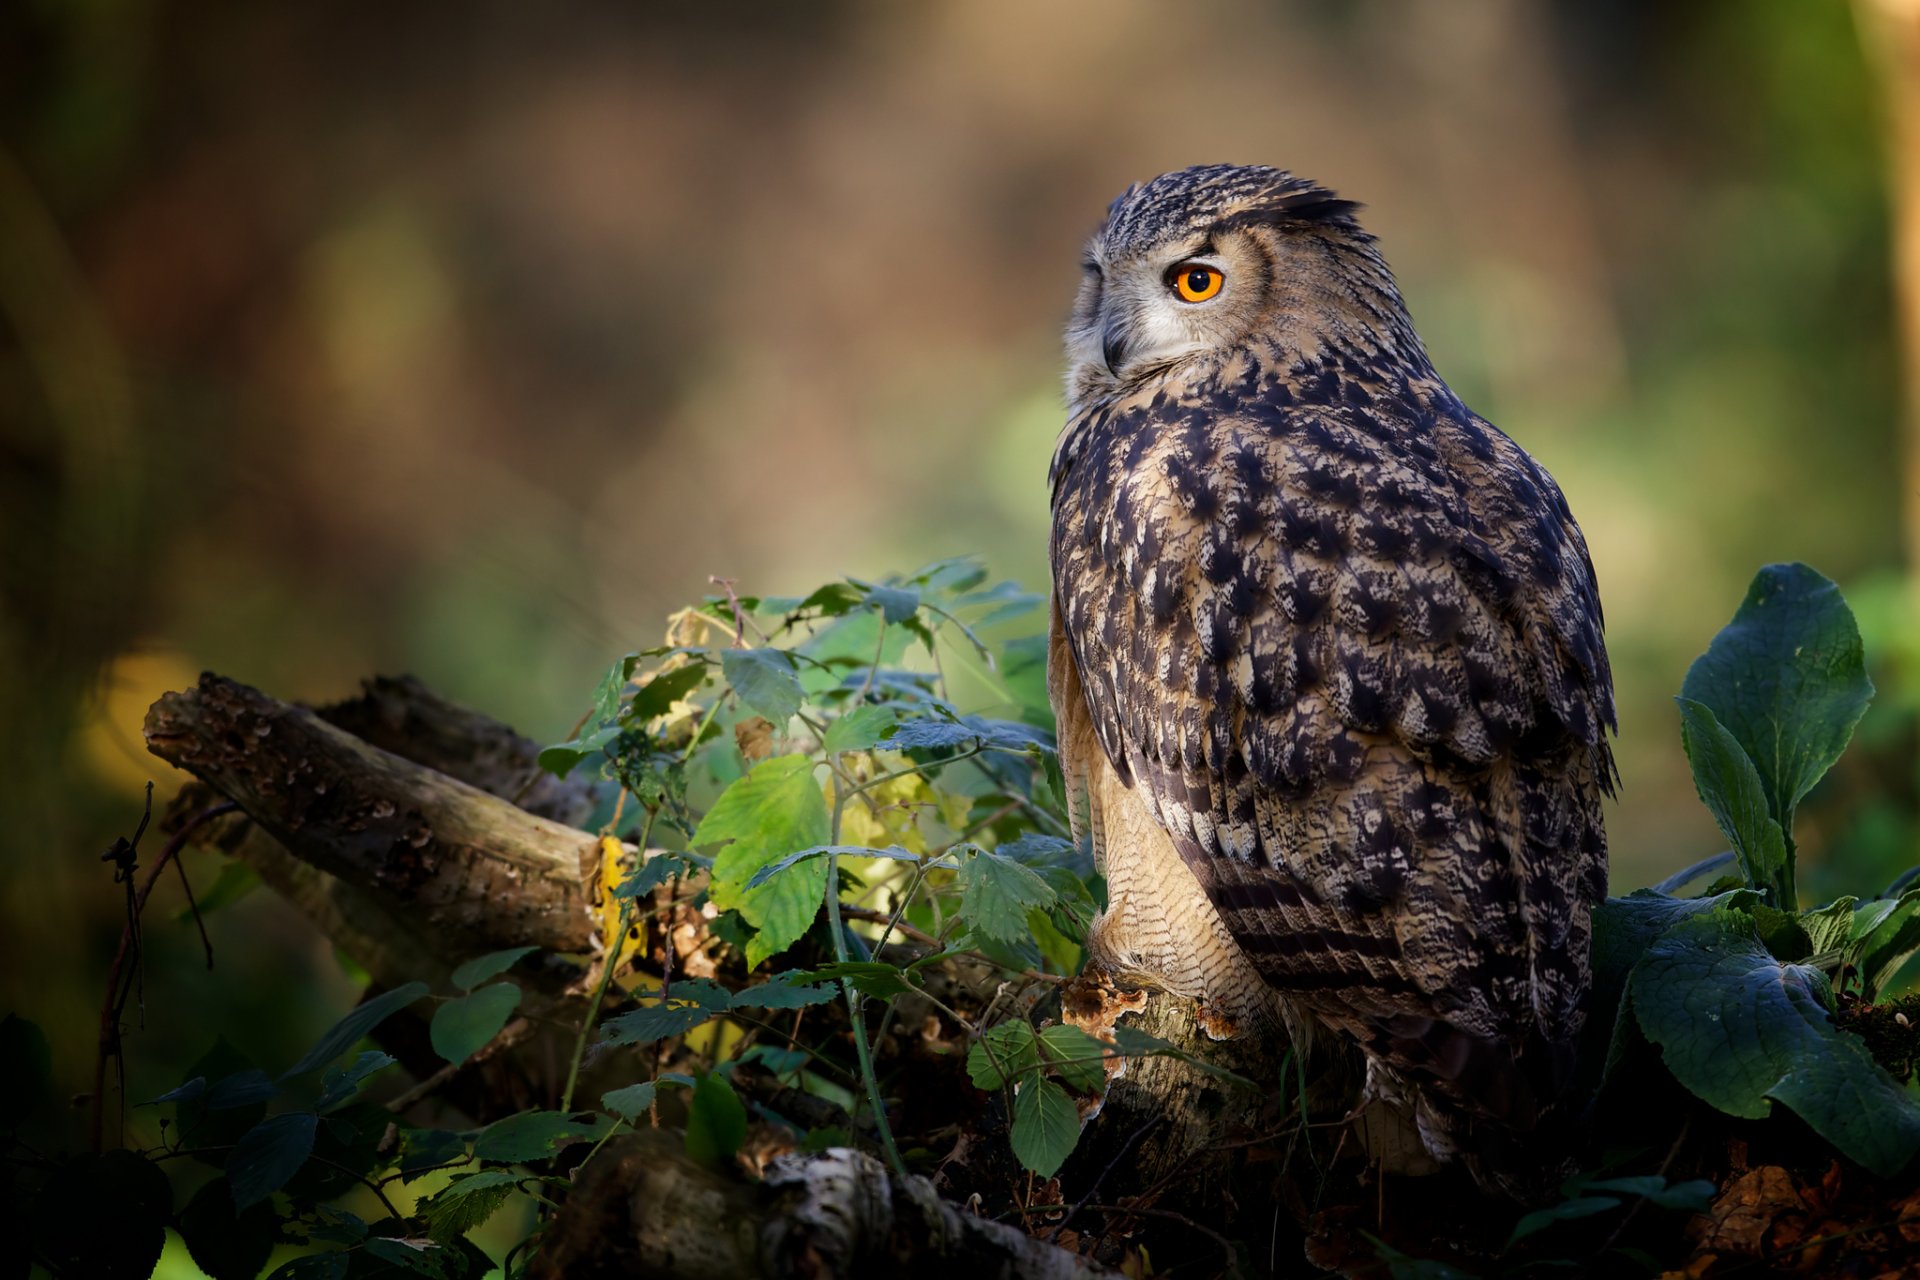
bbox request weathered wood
[528,1131,1122,1280]
[145,673,599,957]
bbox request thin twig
[92,798,237,1151]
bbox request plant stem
[829,773,908,1179]
[561,808,657,1112]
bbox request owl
[1046,164,1614,1195]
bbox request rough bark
[145,673,600,958]
[528,1131,1121,1280]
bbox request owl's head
[1065,164,1422,407]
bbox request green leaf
[722,648,805,726]
[1800,897,1859,956]
[1855,888,1920,998]
[362,1237,455,1277]
[968,1021,1040,1089]
[315,1050,396,1112]
[420,1171,517,1242]
[430,983,521,1065]
[601,1081,657,1119]
[399,1128,466,1181]
[746,843,944,891]
[599,978,734,1045]
[1038,1025,1109,1092]
[206,1069,277,1110]
[698,755,832,967]
[611,851,696,900]
[854,581,921,625]
[684,1073,748,1167]
[1676,699,1791,899]
[179,1178,277,1280]
[787,960,915,999]
[273,1257,353,1280]
[282,981,429,1078]
[0,1014,51,1128]
[627,662,710,722]
[731,976,838,1010]
[1630,908,1920,1175]
[823,705,898,755]
[450,946,539,991]
[474,1110,614,1164]
[958,848,1055,948]
[229,1111,319,1209]
[1506,1195,1623,1247]
[1680,563,1873,832]
[1009,1077,1080,1178]
[537,725,619,778]
[1578,1175,1716,1211]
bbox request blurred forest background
[4,0,1920,1242]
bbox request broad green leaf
[399,1128,466,1181]
[1675,699,1790,898]
[450,946,539,991]
[1679,563,1873,832]
[698,755,831,967]
[731,977,838,1009]
[474,1110,614,1164]
[684,1073,747,1167]
[363,1237,453,1277]
[229,1111,319,1209]
[968,1021,1040,1089]
[1038,1025,1109,1092]
[601,1082,657,1119]
[788,960,915,999]
[1855,888,1920,998]
[0,1014,50,1128]
[179,1177,276,1280]
[880,715,1052,753]
[1578,1175,1716,1211]
[1009,1077,1080,1178]
[420,1172,516,1242]
[537,725,619,777]
[430,983,521,1064]
[1591,889,1761,1024]
[627,661,710,722]
[315,1050,396,1112]
[823,705,898,755]
[600,978,734,1045]
[854,581,921,625]
[206,1068,277,1111]
[1800,897,1858,956]
[1506,1196,1623,1247]
[309,1206,366,1245]
[282,981,429,1078]
[958,848,1056,947]
[612,850,697,900]
[722,648,805,726]
[589,654,640,726]
[1630,909,1920,1176]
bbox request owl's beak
[1101,319,1129,376]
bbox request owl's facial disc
[1066,228,1267,401]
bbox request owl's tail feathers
[1359,1017,1589,1204]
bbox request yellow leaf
[597,835,648,971]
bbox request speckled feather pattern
[1047,166,1616,1177]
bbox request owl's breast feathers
[1049,358,1615,1131]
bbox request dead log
[145,673,600,958]
[527,1131,1120,1280]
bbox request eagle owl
[1046,164,1614,1192]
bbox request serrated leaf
[628,661,710,722]
[282,982,429,1079]
[722,648,805,726]
[823,705,898,755]
[746,843,943,891]
[878,715,1051,753]
[420,1173,515,1243]
[1630,908,1920,1175]
[450,946,539,991]
[601,1082,657,1119]
[1010,1077,1080,1178]
[967,1021,1040,1089]
[473,1110,614,1164]
[229,1111,318,1209]
[1676,698,1791,899]
[611,850,696,900]
[855,582,921,625]
[731,977,838,1009]
[599,977,734,1046]
[430,983,521,1065]
[1039,1025,1109,1092]
[1680,563,1873,833]
[684,1073,747,1167]
[399,1128,465,1181]
[698,755,831,967]
[206,1068,278,1111]
[787,960,914,999]
[958,849,1055,947]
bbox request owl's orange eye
[1170,263,1224,303]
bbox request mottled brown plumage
[1046,165,1614,1194]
